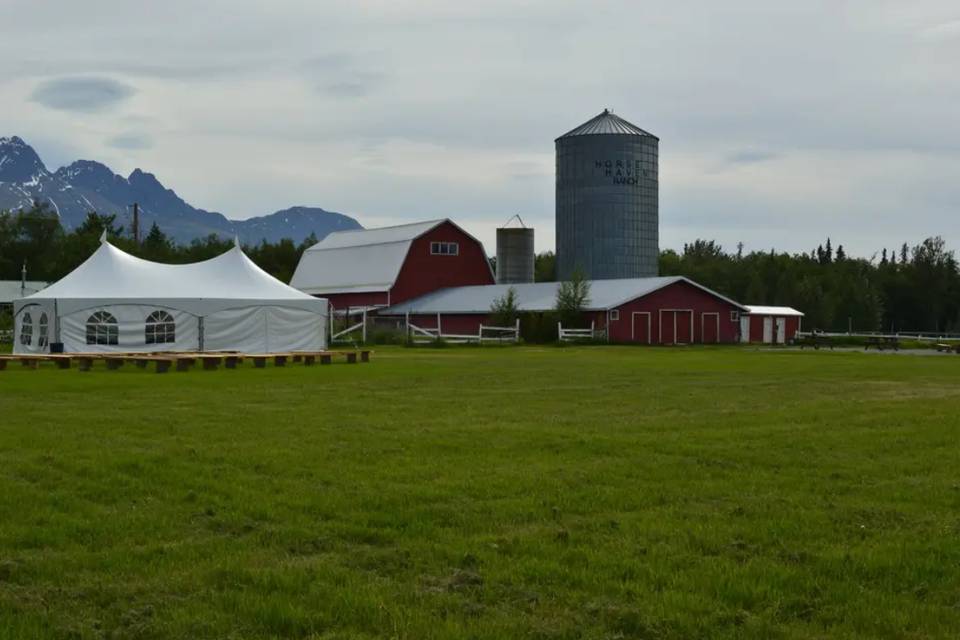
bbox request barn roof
[744,305,804,317]
[290,218,491,295]
[381,276,746,314]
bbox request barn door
[701,312,720,343]
[631,312,651,344]
[676,311,693,344]
[740,315,750,343]
[776,318,786,344]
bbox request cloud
[919,19,960,41]
[302,54,386,98]
[726,149,779,165]
[107,132,153,150]
[31,76,135,112]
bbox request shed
[290,219,495,310]
[740,305,804,344]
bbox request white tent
[13,235,328,354]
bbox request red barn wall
[321,291,390,311]
[606,280,741,344]
[390,222,495,305]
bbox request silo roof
[557,109,658,140]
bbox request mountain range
[0,136,363,244]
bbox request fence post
[558,322,562,342]
[362,308,367,344]
[478,324,483,344]
[515,317,520,342]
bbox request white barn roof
[290,218,492,295]
[744,305,804,317]
[382,276,746,314]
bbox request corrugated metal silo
[496,221,535,284]
[555,109,659,280]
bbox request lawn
[1,346,959,639]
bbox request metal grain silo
[496,219,535,283]
[555,109,659,280]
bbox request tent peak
[99,229,107,244]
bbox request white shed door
[762,317,773,343]
[740,315,750,343]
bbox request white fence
[406,315,520,344]
[330,308,368,344]
[558,321,604,342]
[797,330,960,343]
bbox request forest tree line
[3,202,959,333]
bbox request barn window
[19,312,33,346]
[610,309,620,321]
[430,241,459,256]
[86,311,119,345]
[730,310,740,322]
[145,310,176,344]
[37,313,48,348]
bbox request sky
[1,0,958,258]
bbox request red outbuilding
[290,219,495,311]
[740,306,804,344]
[380,276,748,344]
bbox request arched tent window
[145,310,176,345]
[86,311,119,345]
[37,313,49,348]
[19,312,33,346]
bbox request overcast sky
[2,1,958,257]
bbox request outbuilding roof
[0,280,46,304]
[744,305,804,317]
[557,109,658,140]
[381,276,746,315]
[290,218,492,295]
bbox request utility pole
[131,202,140,245]
[20,261,26,296]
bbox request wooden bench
[194,354,224,370]
[935,343,960,354]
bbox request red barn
[290,219,495,311]
[380,276,748,344]
[740,306,804,344]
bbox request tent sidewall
[12,298,328,354]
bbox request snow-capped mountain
[0,136,362,244]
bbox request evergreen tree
[555,268,591,327]
[490,286,520,326]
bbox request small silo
[496,216,535,284]
[555,109,659,281]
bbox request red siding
[606,280,741,344]
[321,291,390,312]
[390,221,495,305]
[399,280,744,344]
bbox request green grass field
[1,347,959,639]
